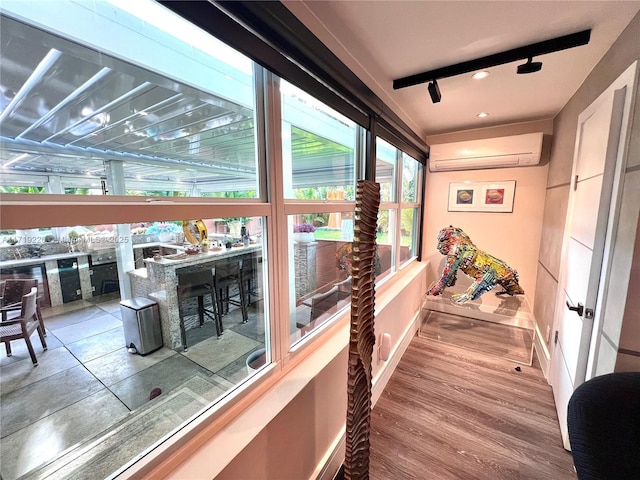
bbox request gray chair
[334,275,352,303]
[0,287,47,366]
[310,285,340,322]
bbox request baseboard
[314,431,345,480]
[534,322,550,380]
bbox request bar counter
[128,244,261,350]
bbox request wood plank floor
[369,329,576,479]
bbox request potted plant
[293,223,316,243]
[200,238,210,253]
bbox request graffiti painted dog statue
[427,226,524,304]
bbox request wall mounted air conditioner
[428,132,544,172]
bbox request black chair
[176,269,222,351]
[567,372,640,480]
[215,258,248,324]
[239,254,260,307]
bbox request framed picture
[448,180,516,213]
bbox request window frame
[0,1,429,476]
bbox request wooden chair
[0,278,45,331]
[0,287,48,366]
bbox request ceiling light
[427,80,441,103]
[472,71,489,80]
[477,112,489,118]
[517,57,543,74]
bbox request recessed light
[472,71,489,80]
[477,112,489,118]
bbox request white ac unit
[428,132,544,172]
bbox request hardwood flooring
[369,324,576,480]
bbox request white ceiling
[283,1,640,138]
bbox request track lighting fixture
[427,79,441,103]
[517,57,543,74]
[393,29,591,101]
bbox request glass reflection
[288,212,354,344]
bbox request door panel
[553,345,574,444]
[559,293,585,385]
[564,239,592,305]
[549,64,636,450]
[569,175,603,249]
[576,106,612,179]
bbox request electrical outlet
[546,325,551,342]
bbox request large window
[281,81,358,200]
[0,1,425,478]
[376,137,423,274]
[281,81,362,344]
[0,9,259,198]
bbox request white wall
[422,124,550,323]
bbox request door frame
[549,60,638,448]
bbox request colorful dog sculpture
[428,226,524,304]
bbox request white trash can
[245,348,267,374]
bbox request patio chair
[0,278,45,331]
[0,287,48,366]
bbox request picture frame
[447,180,516,213]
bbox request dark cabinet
[90,263,119,296]
[57,258,82,303]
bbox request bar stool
[239,254,260,307]
[176,268,222,351]
[214,258,248,324]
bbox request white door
[549,64,636,450]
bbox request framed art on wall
[448,180,516,213]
